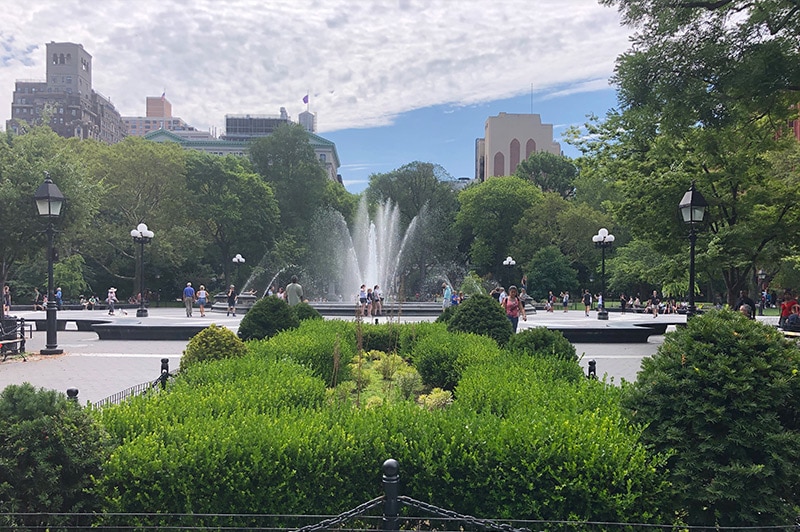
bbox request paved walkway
[1,306,751,405]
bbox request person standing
[286,275,303,306]
[648,290,660,318]
[372,285,383,316]
[620,293,628,314]
[196,285,209,317]
[2,285,11,316]
[442,283,452,313]
[582,289,592,317]
[106,287,118,315]
[226,285,238,316]
[183,282,196,317]
[502,285,527,333]
[561,291,569,312]
[55,287,63,310]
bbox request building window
[493,151,505,177]
[510,139,521,173]
[59,54,65,64]
[52,53,58,64]
[319,154,326,162]
[525,139,536,158]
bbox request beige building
[123,96,192,137]
[475,112,561,181]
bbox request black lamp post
[592,228,615,320]
[232,253,245,287]
[679,182,708,318]
[502,256,516,289]
[34,172,64,355]
[130,223,154,317]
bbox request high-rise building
[6,42,126,144]
[475,112,561,181]
[123,95,193,137]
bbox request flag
[302,94,309,104]
[161,91,166,101]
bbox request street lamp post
[502,256,516,290]
[130,223,154,317]
[679,182,708,318]
[592,228,615,320]
[232,253,246,287]
[34,172,64,355]
[757,269,767,316]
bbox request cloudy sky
[1,0,632,192]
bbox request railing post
[66,388,79,402]
[382,459,399,531]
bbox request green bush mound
[412,329,502,390]
[505,327,578,362]
[180,324,248,371]
[622,310,800,527]
[434,304,457,324]
[293,301,322,322]
[446,294,513,346]
[238,297,299,341]
[97,322,667,524]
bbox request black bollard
[587,359,597,379]
[160,358,170,389]
[382,459,400,531]
[66,388,79,402]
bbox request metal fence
[91,358,175,408]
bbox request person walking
[647,290,660,318]
[183,282,196,317]
[196,285,209,317]
[502,285,527,333]
[106,287,118,315]
[226,285,238,316]
[582,289,592,317]
[285,275,303,306]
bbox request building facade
[475,112,561,181]
[123,96,192,137]
[222,108,291,141]
[6,42,125,144]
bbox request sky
[0,0,633,193]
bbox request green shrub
[622,310,800,527]
[397,321,446,357]
[435,304,457,324]
[418,387,453,410]
[0,384,109,529]
[413,329,501,390]
[238,296,300,341]
[394,367,424,400]
[505,326,578,362]
[293,301,322,322]
[446,294,512,346]
[361,322,400,353]
[181,324,248,371]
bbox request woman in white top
[196,285,209,317]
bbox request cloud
[0,0,631,135]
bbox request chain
[398,496,531,532]
[292,496,384,532]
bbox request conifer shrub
[446,294,512,346]
[0,384,109,530]
[292,301,322,322]
[622,310,800,527]
[505,326,578,362]
[238,296,300,341]
[181,324,247,371]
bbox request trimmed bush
[238,296,300,341]
[181,324,248,371]
[0,384,109,529]
[361,322,401,353]
[505,326,578,362]
[622,310,800,527]
[435,304,457,324]
[293,301,322,322]
[413,329,501,390]
[446,294,512,346]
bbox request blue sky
[327,86,620,193]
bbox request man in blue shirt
[183,282,195,317]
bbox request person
[285,275,303,306]
[490,286,502,302]
[561,291,569,312]
[735,289,756,319]
[365,287,374,316]
[226,285,238,316]
[55,286,63,310]
[2,285,10,316]
[196,285,209,317]
[372,285,383,316]
[582,289,592,317]
[647,290,660,318]
[442,283,452,312]
[520,275,528,293]
[358,284,368,315]
[779,290,797,329]
[596,292,604,311]
[88,294,97,311]
[739,303,753,318]
[33,287,44,310]
[502,285,527,333]
[786,304,800,331]
[519,288,535,314]
[106,287,118,315]
[183,282,196,317]
[80,295,88,310]
[619,293,627,314]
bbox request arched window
[66,53,71,63]
[52,53,58,64]
[493,151,505,177]
[526,139,536,158]
[510,139,521,174]
[59,54,65,64]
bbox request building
[6,42,125,144]
[222,108,291,141]
[475,112,561,181]
[123,96,193,137]
[298,110,317,133]
[144,128,342,184]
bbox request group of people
[358,284,383,316]
[180,275,305,318]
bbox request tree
[185,151,280,286]
[524,246,579,301]
[0,384,109,529]
[514,151,578,199]
[455,177,542,280]
[622,310,800,526]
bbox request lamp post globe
[679,182,708,318]
[34,172,65,355]
[592,228,615,320]
[130,223,154,317]
[232,253,245,287]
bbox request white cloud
[0,0,631,134]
